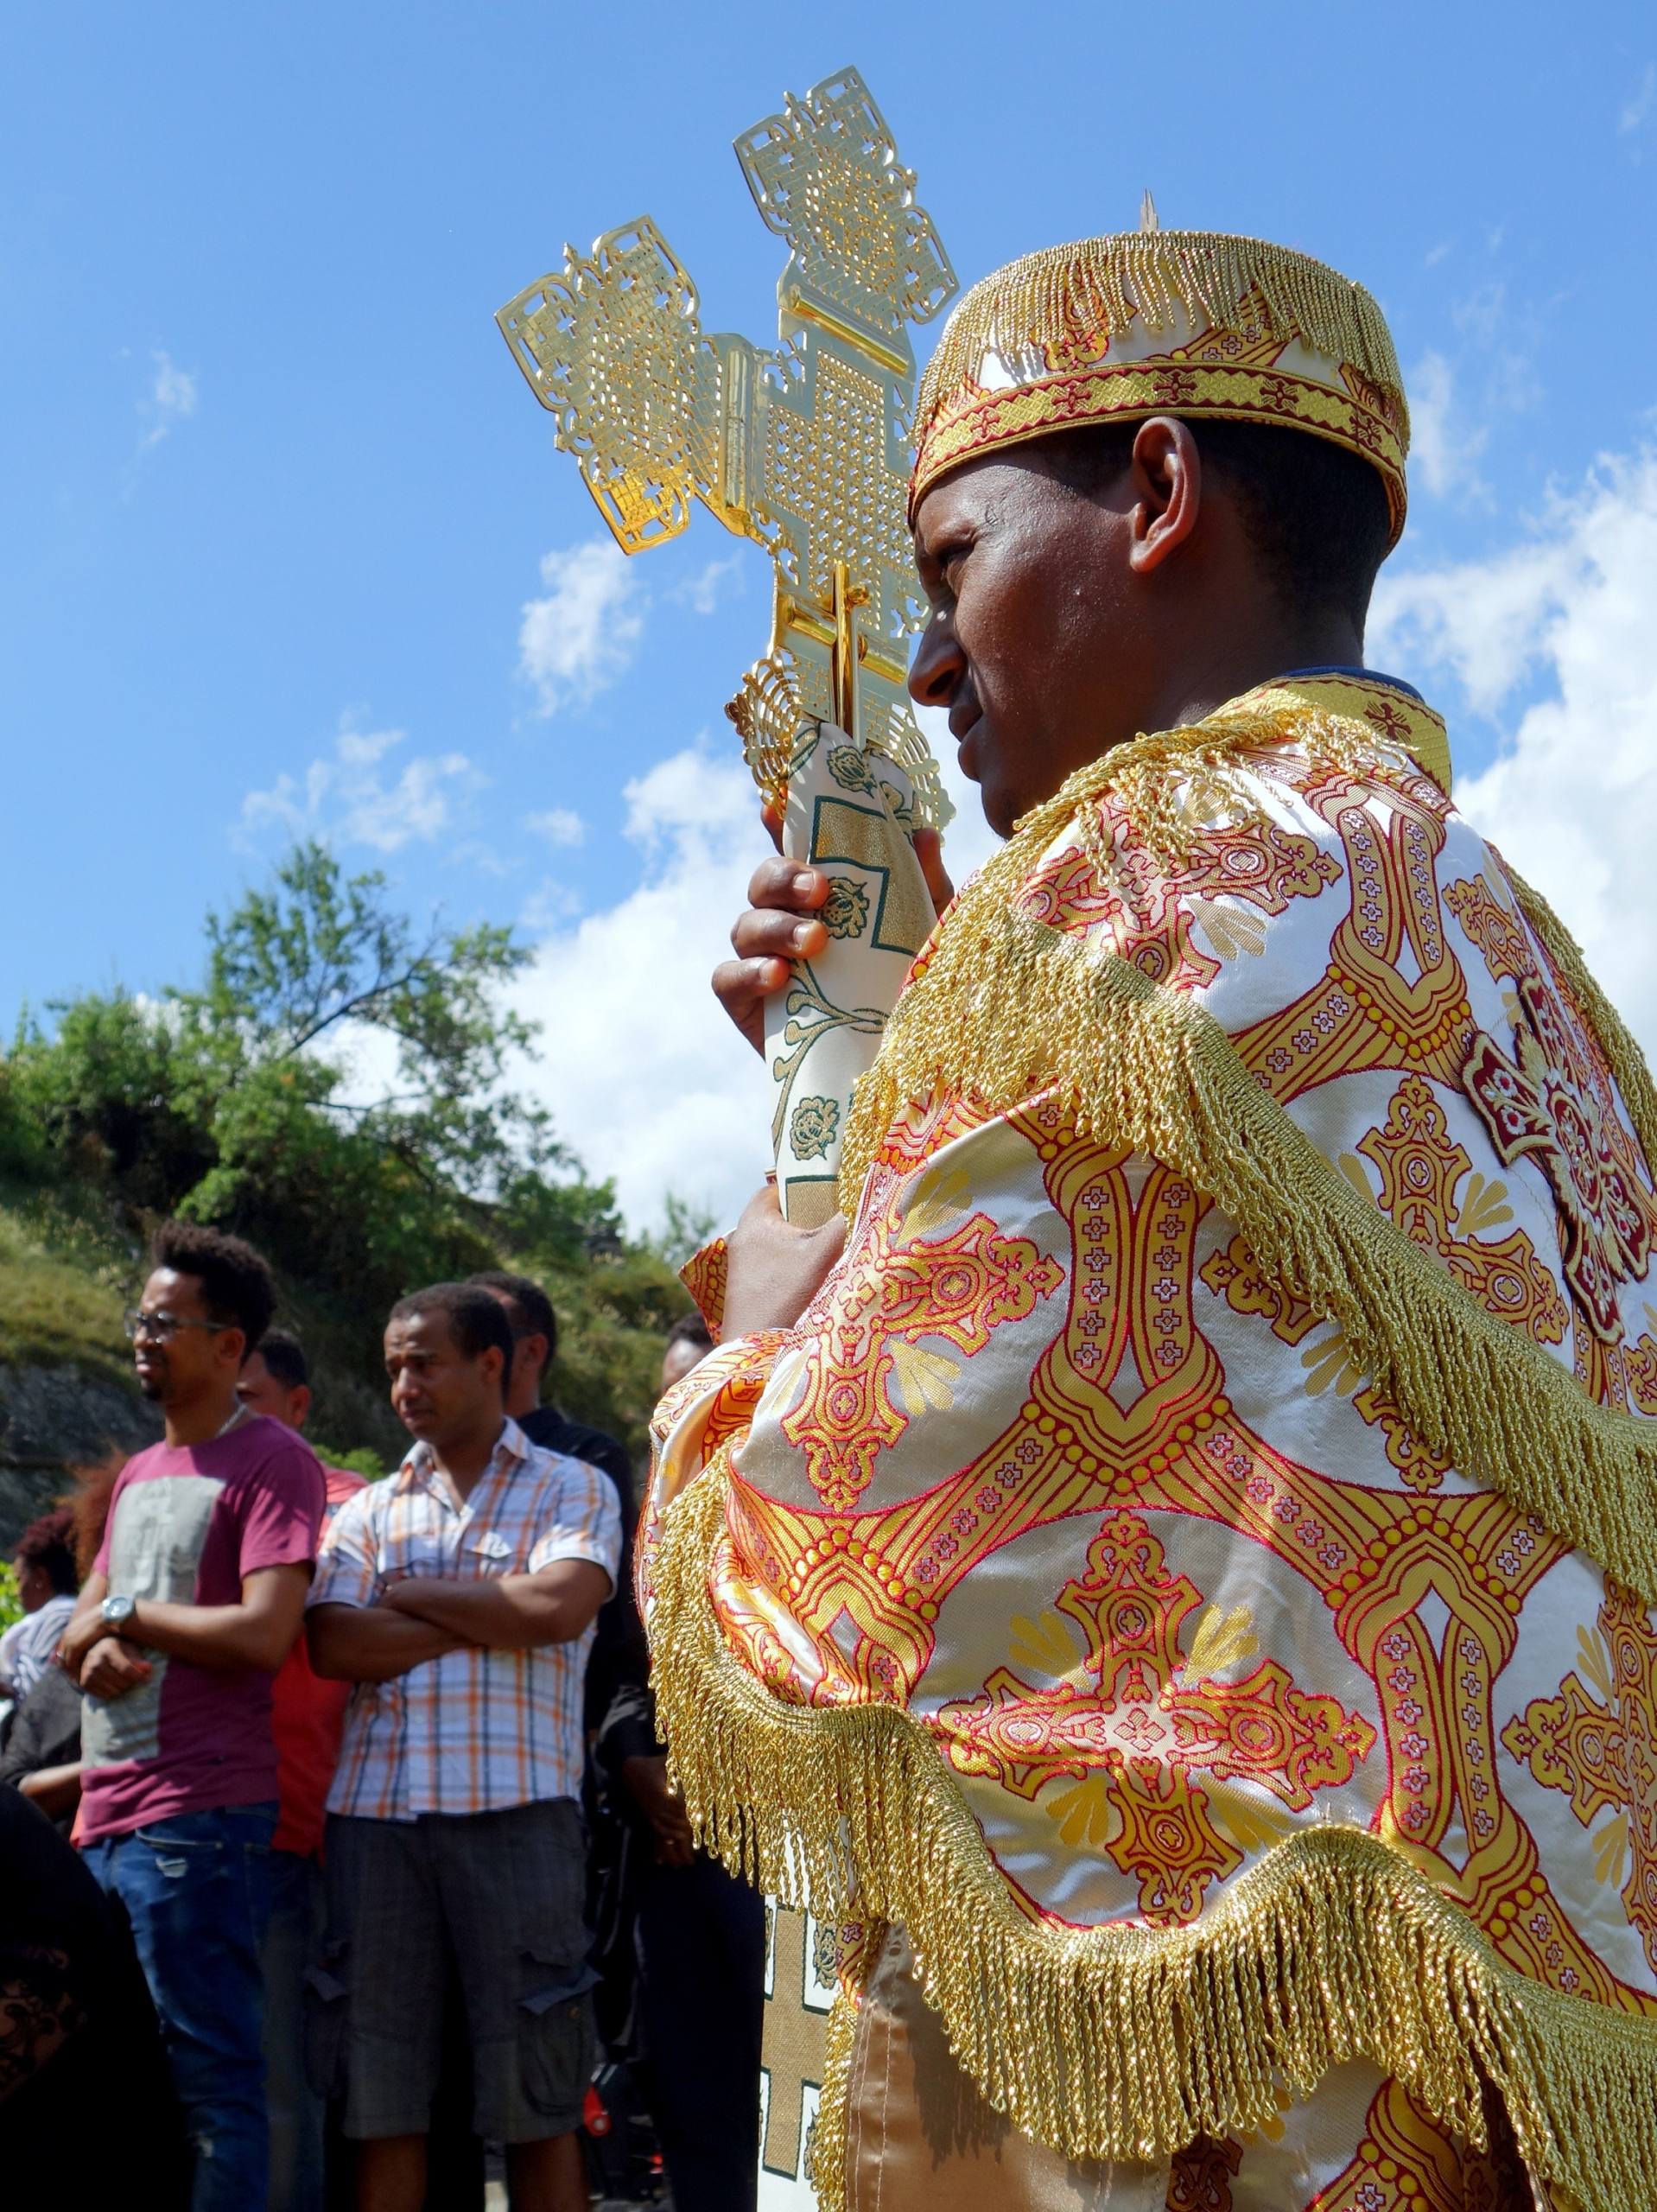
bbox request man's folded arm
[306,1602,467,1682]
[382,1559,613,1649]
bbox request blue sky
[4,2,1656,1225]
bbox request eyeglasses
[123,1311,231,1343]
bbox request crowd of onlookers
[0,1217,756,2212]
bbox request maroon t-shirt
[79,1416,326,1842]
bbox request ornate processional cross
[760,1901,831,2180]
[498,67,959,1224]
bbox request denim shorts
[308,1796,596,2143]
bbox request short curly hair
[15,1506,78,1596]
[150,1220,276,1351]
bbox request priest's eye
[925,541,972,592]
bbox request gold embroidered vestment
[643,673,1657,2211]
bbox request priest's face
[909,438,1171,836]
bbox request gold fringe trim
[835,714,1657,1605]
[653,1458,1657,2210]
[1067,698,1398,857]
[915,229,1408,451]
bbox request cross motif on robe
[1463,968,1657,1340]
[761,1902,829,2177]
[1364,694,1413,743]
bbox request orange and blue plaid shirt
[309,1418,621,1821]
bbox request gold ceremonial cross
[761,1903,829,2178]
[496,66,957,818]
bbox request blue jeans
[262,1847,327,2212]
[87,1802,277,2212]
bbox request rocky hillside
[0,1206,155,1540]
[0,1192,683,1546]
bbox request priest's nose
[908,609,963,710]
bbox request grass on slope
[0,1195,135,1382]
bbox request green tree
[184,841,562,1201]
[2,842,697,1470]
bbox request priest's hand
[722,1182,847,1338]
[712,800,954,1052]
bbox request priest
[647,226,1657,2210]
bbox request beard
[136,1366,167,1401]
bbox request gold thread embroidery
[836,702,1657,1606]
[652,1454,1657,2211]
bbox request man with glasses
[59,1220,325,2212]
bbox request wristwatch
[100,1593,137,1631]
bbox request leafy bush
[311,1442,392,1483]
[2,842,696,1469]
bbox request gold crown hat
[910,214,1411,542]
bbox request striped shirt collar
[393,1415,530,1503]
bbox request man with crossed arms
[308,1281,619,2212]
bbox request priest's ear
[1126,416,1203,577]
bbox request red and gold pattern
[680,1231,728,1339]
[644,674,1657,2212]
[778,1204,1063,1512]
[909,234,1410,538]
[1014,804,1341,991]
[1503,1581,1657,1977]
[936,1510,1375,1924]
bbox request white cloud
[1370,448,1657,1053]
[1620,60,1655,136]
[241,721,482,854]
[136,349,198,454]
[508,746,774,1230]
[527,806,586,849]
[505,713,1006,1233]
[1406,350,1489,504]
[672,553,745,616]
[313,1013,403,1101]
[1451,281,1507,346]
[518,539,644,714]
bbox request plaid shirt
[309,1419,620,1821]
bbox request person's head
[12,1507,77,1609]
[130,1221,277,1412]
[906,229,1406,834]
[384,1283,514,1455]
[467,1271,558,1421]
[238,1327,312,1433]
[660,1311,714,1396]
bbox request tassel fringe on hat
[910,230,1411,542]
